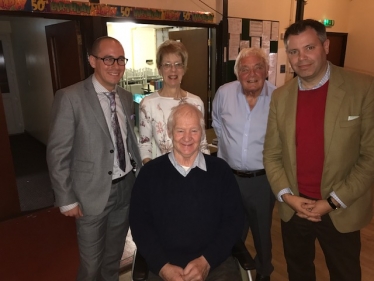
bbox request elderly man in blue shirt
[212,47,276,281]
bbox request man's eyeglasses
[161,62,184,70]
[92,55,128,66]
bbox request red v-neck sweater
[296,81,329,199]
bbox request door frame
[45,20,86,93]
[0,33,24,135]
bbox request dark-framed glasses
[92,55,128,66]
[161,62,184,70]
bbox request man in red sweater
[263,19,374,281]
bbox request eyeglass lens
[103,57,127,66]
[162,62,183,69]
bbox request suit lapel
[117,92,131,127]
[324,66,345,157]
[284,80,299,180]
[84,78,112,142]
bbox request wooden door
[327,32,348,67]
[45,21,85,93]
[169,29,209,126]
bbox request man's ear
[88,55,96,69]
[323,39,330,55]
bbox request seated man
[129,103,245,281]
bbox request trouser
[146,256,242,281]
[235,174,276,276]
[76,172,135,281]
[282,211,361,281]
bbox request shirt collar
[168,150,207,177]
[92,75,118,94]
[298,62,330,91]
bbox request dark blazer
[263,64,374,233]
[47,76,142,215]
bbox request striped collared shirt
[92,75,132,179]
[298,62,331,90]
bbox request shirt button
[108,171,113,175]
[110,149,114,153]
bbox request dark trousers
[76,172,135,281]
[235,174,276,276]
[146,256,241,281]
[282,212,361,281]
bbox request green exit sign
[323,19,335,27]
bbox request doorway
[169,28,209,126]
[45,20,85,93]
[327,32,348,67]
[107,23,212,127]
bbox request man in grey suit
[47,36,142,281]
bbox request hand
[142,158,151,164]
[159,263,185,281]
[62,205,83,218]
[182,256,210,281]
[282,194,321,222]
[307,199,335,217]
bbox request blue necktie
[105,92,126,172]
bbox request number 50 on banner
[32,0,48,12]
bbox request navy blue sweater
[129,153,244,275]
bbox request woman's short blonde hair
[156,40,188,71]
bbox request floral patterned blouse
[138,91,210,161]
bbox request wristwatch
[327,196,339,210]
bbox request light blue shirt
[212,80,276,171]
[168,151,207,177]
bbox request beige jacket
[263,64,374,233]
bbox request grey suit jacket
[263,64,374,233]
[47,76,142,215]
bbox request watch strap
[327,196,338,210]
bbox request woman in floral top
[138,40,209,164]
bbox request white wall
[6,17,67,143]
[301,0,374,76]
[107,23,158,76]
[303,0,351,32]
[132,27,157,70]
[344,1,374,76]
